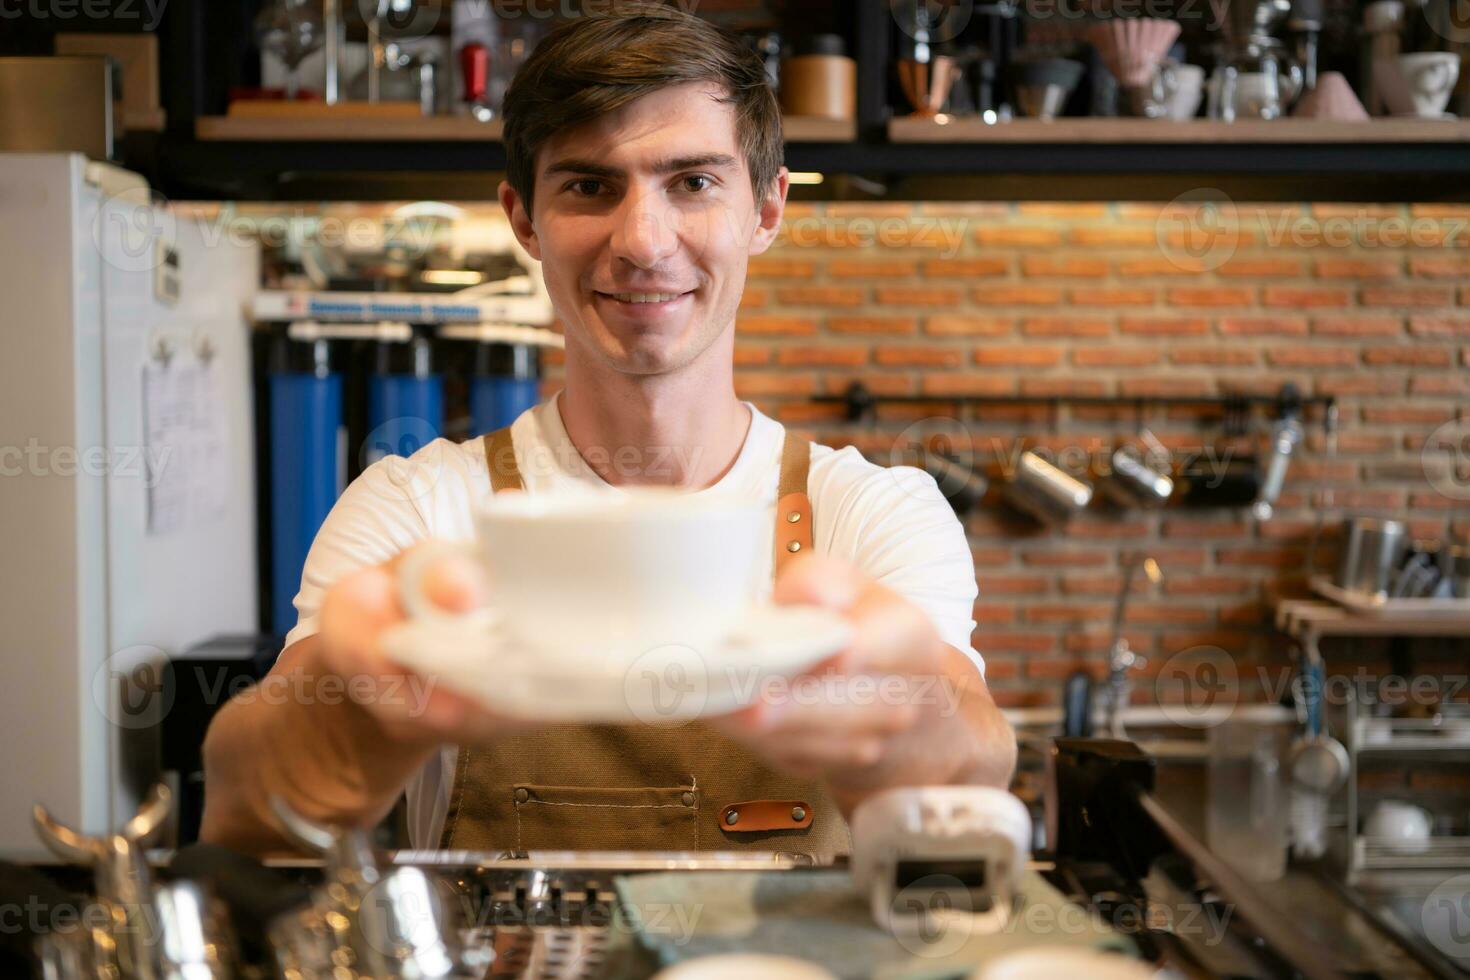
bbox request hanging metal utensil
[1288,654,1348,860]
[1101,428,1175,509]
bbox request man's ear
[499,180,541,261]
[748,167,789,256]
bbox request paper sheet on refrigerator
[142,358,230,535]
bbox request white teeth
[611,292,680,303]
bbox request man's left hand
[709,555,1014,810]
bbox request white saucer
[379,603,852,724]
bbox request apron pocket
[511,783,700,852]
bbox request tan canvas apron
[436,425,851,859]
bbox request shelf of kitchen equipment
[1308,574,1470,620]
[821,379,1333,424]
[889,116,1470,144]
[1354,716,1470,755]
[1276,598,1470,640]
[194,113,856,143]
[1354,835,1470,872]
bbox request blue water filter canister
[268,337,343,637]
[365,335,444,465]
[471,340,541,434]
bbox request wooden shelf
[1275,599,1470,641]
[197,114,505,142]
[890,115,1470,144]
[782,116,857,142]
[195,114,853,143]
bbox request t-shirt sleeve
[824,457,985,676]
[281,454,437,651]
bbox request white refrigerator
[0,154,259,859]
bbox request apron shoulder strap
[482,426,523,493]
[774,430,813,575]
[479,423,814,571]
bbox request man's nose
[610,189,680,269]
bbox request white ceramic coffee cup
[400,488,766,670]
[1365,800,1432,853]
[1377,53,1461,117]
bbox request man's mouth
[603,291,687,304]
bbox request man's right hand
[315,541,519,746]
[199,540,521,854]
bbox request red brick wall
[722,201,1469,707]
[247,194,1463,708]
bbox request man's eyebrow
[543,158,624,180]
[541,153,740,180]
[650,153,739,174]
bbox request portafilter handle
[268,794,381,880]
[266,796,472,979]
[33,783,235,980]
[33,783,170,913]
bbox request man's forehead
[537,81,744,177]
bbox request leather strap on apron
[436,423,847,858]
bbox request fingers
[773,554,861,610]
[416,549,488,613]
[384,540,489,615]
[317,540,508,743]
[319,564,402,671]
[726,686,920,738]
[753,734,886,779]
[776,555,944,678]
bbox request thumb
[387,539,489,614]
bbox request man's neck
[557,350,751,490]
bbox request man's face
[502,81,786,376]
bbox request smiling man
[201,2,1015,857]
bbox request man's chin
[588,321,704,375]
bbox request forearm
[826,647,1017,816]
[198,635,440,855]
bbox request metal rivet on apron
[681,792,695,807]
[786,511,802,523]
[786,541,802,553]
[791,806,806,822]
[514,788,530,804]
[724,809,739,826]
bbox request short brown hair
[502,1,783,214]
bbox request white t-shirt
[284,394,983,848]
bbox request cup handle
[396,540,480,622]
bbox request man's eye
[570,179,603,196]
[681,175,713,193]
